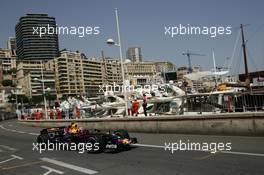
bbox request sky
[0,0,264,74]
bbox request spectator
[132,98,140,116]
[142,94,147,116]
[76,107,80,119]
[49,109,54,119]
[35,110,41,120]
[56,108,61,119]
[127,98,132,116]
[61,110,66,119]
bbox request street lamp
[14,86,22,118]
[33,61,49,119]
[106,8,128,116]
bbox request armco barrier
[19,112,264,136]
[0,112,17,122]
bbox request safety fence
[0,112,17,122]
[185,91,264,113]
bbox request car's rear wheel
[37,134,48,143]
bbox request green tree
[30,95,43,104]
[8,94,29,104]
[2,79,13,87]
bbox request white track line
[40,157,98,174]
[134,143,264,157]
[0,155,23,164]
[134,143,165,149]
[221,150,264,157]
[0,124,38,136]
[0,145,16,151]
[41,165,64,175]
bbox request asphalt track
[0,119,264,175]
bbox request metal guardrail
[0,112,17,122]
[186,91,264,113]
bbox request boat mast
[240,24,250,85]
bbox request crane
[182,50,205,73]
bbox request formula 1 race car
[36,126,138,153]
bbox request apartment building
[46,51,122,97]
[0,48,17,84]
[17,61,56,98]
[124,60,176,85]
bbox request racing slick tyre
[86,135,105,153]
[114,130,130,139]
[37,134,48,143]
[37,134,49,149]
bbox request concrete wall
[19,112,264,136]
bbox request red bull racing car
[36,126,138,153]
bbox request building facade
[16,61,56,98]
[124,60,176,85]
[126,47,142,62]
[0,48,17,84]
[15,14,59,61]
[46,51,122,97]
[7,37,16,56]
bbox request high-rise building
[15,14,59,61]
[126,47,142,62]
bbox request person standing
[127,98,132,116]
[132,98,139,116]
[49,109,54,119]
[56,108,61,119]
[142,94,147,116]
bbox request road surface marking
[28,132,38,136]
[41,165,64,175]
[0,145,16,151]
[0,125,13,132]
[134,143,165,149]
[1,160,43,170]
[220,150,264,157]
[134,143,264,157]
[0,155,23,164]
[40,158,98,174]
[0,124,38,136]
[195,152,220,160]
